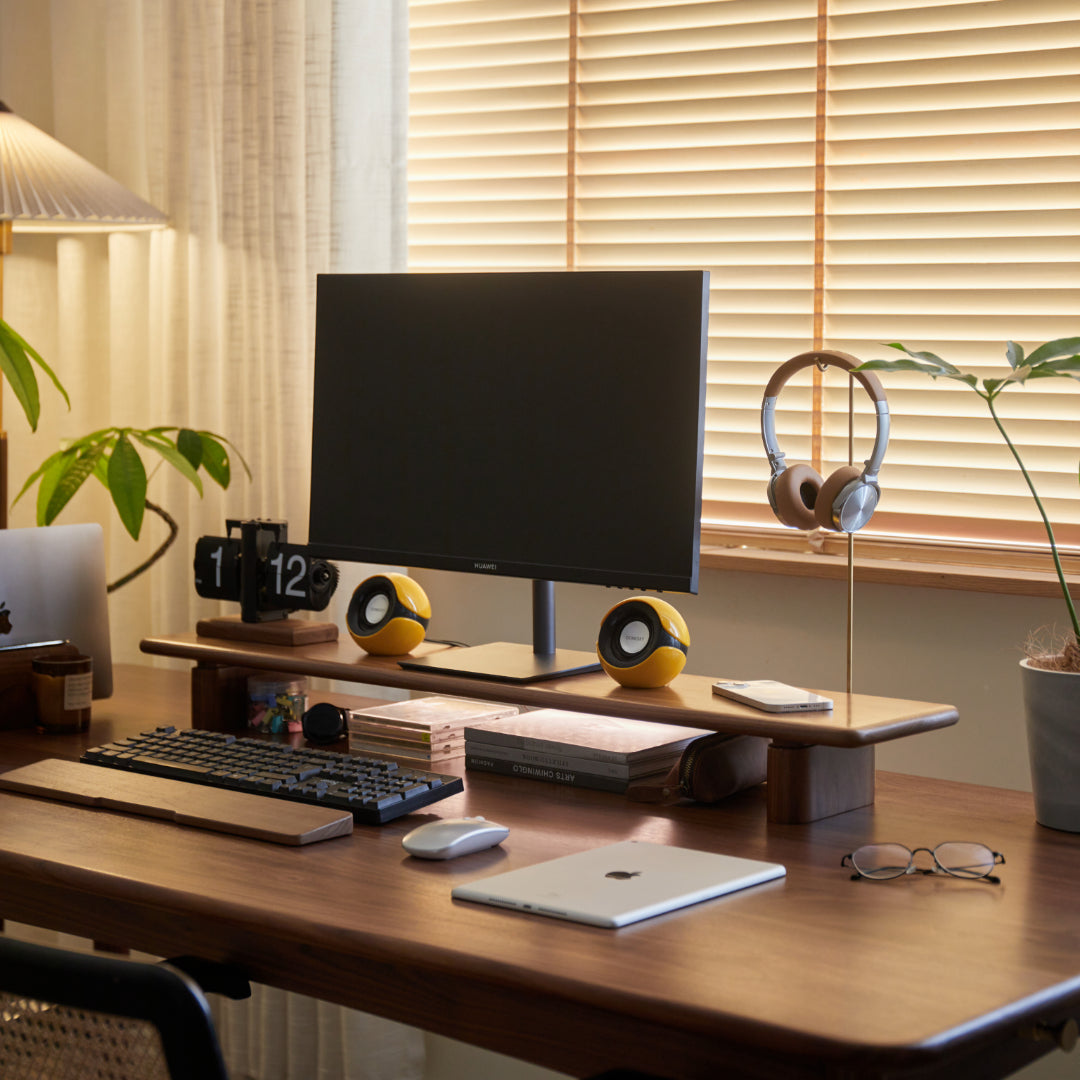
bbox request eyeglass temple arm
[840,854,864,881]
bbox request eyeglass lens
[849,842,999,880]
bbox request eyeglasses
[841,842,1005,884]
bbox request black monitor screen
[308,270,708,597]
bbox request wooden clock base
[195,616,338,647]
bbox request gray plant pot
[1021,658,1080,832]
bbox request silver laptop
[451,840,785,928]
[0,523,113,698]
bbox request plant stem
[985,395,1080,642]
[106,500,179,593]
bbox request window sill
[699,533,1079,600]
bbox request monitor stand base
[398,642,600,684]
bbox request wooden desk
[0,664,1077,1080]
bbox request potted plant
[2,315,247,589]
[857,338,1080,831]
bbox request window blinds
[409,0,1080,553]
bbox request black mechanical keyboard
[81,726,464,825]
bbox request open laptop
[0,523,113,698]
[451,840,785,928]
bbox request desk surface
[0,664,1077,1080]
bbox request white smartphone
[711,680,834,713]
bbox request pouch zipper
[676,731,734,796]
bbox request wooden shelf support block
[191,662,262,731]
[766,742,875,824]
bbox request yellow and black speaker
[346,573,431,656]
[596,597,689,689]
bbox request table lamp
[0,100,168,529]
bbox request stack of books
[464,709,706,793]
[347,696,520,770]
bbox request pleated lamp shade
[0,100,167,231]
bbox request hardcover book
[348,695,519,730]
[348,718,452,743]
[355,745,465,771]
[464,753,654,793]
[346,695,518,768]
[463,709,705,765]
[348,728,465,753]
[463,738,678,780]
[349,735,464,760]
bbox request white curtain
[0,0,386,665]
[0,1,421,1077]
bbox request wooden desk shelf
[140,632,959,825]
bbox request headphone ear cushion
[772,463,823,529]
[815,465,863,531]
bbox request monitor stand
[397,580,602,684]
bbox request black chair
[0,935,230,1080]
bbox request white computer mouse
[401,816,509,860]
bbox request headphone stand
[846,533,854,694]
[845,377,855,694]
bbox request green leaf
[43,443,107,524]
[199,429,251,481]
[60,427,119,453]
[22,448,75,520]
[859,344,965,378]
[1026,337,1080,365]
[0,318,71,428]
[857,357,949,375]
[1006,341,1025,369]
[12,447,72,508]
[197,434,231,488]
[3,320,70,407]
[883,342,957,370]
[132,429,203,496]
[857,357,978,389]
[107,433,148,540]
[91,453,110,487]
[177,428,203,471]
[992,364,1035,388]
[943,371,981,390]
[1031,354,1080,377]
[0,319,41,430]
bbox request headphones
[761,350,890,533]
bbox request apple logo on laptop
[0,602,11,636]
[605,870,641,880]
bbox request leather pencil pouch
[628,731,768,805]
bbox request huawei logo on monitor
[0,602,11,636]
[473,561,497,571]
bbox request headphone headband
[761,349,890,482]
[763,350,887,403]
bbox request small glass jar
[32,654,93,733]
[247,673,308,734]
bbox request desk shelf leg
[766,743,875,824]
[191,662,259,731]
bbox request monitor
[308,270,709,682]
